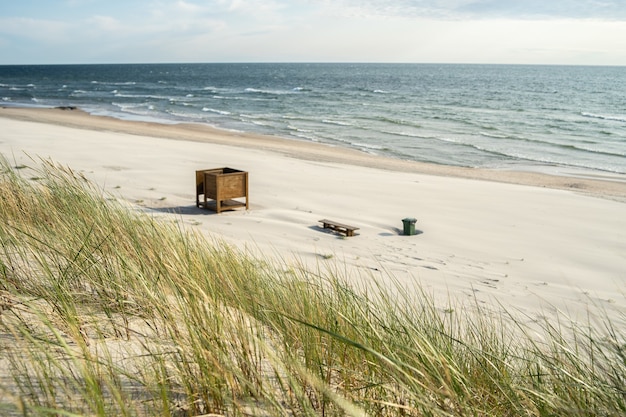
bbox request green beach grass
[0,154,624,416]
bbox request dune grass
[0,155,624,416]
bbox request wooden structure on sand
[196,168,249,213]
[319,219,359,237]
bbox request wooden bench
[319,219,359,237]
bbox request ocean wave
[202,107,231,115]
[388,131,434,140]
[290,132,319,141]
[8,85,35,91]
[212,95,239,100]
[111,102,154,112]
[240,113,266,120]
[287,125,313,133]
[250,120,273,127]
[245,88,274,94]
[479,131,511,139]
[165,109,205,121]
[373,115,421,128]
[436,138,538,164]
[581,112,626,123]
[244,87,296,96]
[499,134,626,158]
[113,93,172,100]
[351,141,389,151]
[322,119,353,126]
[434,135,626,173]
[92,81,137,86]
[0,83,32,90]
[499,150,626,174]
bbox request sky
[1,0,626,65]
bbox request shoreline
[2,106,625,202]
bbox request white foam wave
[93,81,136,86]
[0,83,33,89]
[291,132,319,141]
[480,131,510,139]
[112,102,149,112]
[212,95,241,100]
[322,119,353,126]
[165,110,205,121]
[245,88,268,94]
[251,120,272,127]
[114,93,171,100]
[245,87,293,95]
[351,142,387,150]
[202,107,231,115]
[582,112,626,123]
[287,125,313,133]
[240,113,264,119]
[390,131,432,139]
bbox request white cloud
[0,17,71,43]
[312,0,626,20]
[174,0,204,12]
[88,15,124,32]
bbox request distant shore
[2,106,625,202]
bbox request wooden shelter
[196,168,249,213]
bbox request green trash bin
[402,217,417,236]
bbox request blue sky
[1,0,625,65]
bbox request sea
[1,63,625,175]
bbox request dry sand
[1,107,625,325]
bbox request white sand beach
[1,107,625,324]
